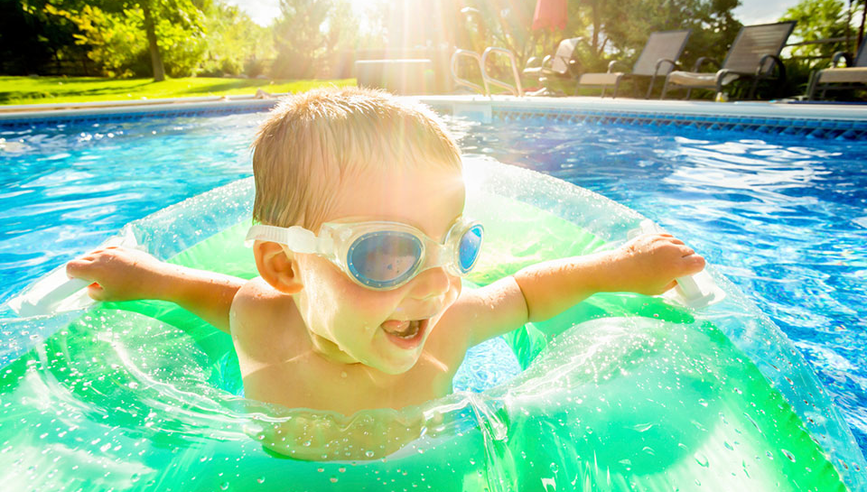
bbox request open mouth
[380,318,429,349]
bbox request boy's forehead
[327,167,465,237]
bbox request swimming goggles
[245,218,484,290]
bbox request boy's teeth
[383,320,420,338]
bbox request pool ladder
[451,47,523,97]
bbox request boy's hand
[66,246,169,302]
[608,234,706,295]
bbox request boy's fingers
[684,255,706,273]
[662,280,678,292]
[680,247,695,257]
[86,283,106,301]
[66,260,94,280]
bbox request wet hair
[251,87,462,229]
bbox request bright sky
[224,0,804,28]
[734,0,802,24]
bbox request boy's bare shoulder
[431,279,528,348]
[230,277,285,323]
[230,277,302,362]
[422,288,488,362]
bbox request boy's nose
[407,266,451,300]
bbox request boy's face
[291,164,466,375]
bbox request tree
[0,0,93,75]
[42,0,206,80]
[199,3,273,77]
[780,0,856,67]
[462,0,539,68]
[271,0,358,79]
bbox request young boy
[66,88,704,443]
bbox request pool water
[453,117,867,452]
[1,109,865,458]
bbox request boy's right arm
[66,246,245,333]
[451,233,704,347]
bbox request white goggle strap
[245,224,333,254]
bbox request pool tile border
[0,102,273,131]
[3,98,867,140]
[426,104,867,140]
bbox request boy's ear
[253,242,303,295]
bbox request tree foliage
[2,0,750,87]
[12,0,208,79]
[199,3,273,77]
[0,0,91,75]
[271,0,358,79]
[780,0,857,65]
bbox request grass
[0,76,356,106]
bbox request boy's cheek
[446,277,462,305]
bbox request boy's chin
[370,348,424,375]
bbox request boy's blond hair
[252,87,462,229]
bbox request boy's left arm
[462,234,706,346]
[67,246,245,333]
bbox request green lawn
[0,76,356,106]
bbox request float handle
[628,219,725,309]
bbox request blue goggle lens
[347,231,423,288]
[458,225,483,273]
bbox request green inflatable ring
[0,158,860,491]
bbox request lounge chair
[523,37,582,95]
[661,21,796,100]
[576,29,692,98]
[807,41,867,100]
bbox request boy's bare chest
[238,350,457,415]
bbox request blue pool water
[1,109,866,457]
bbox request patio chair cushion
[523,66,557,76]
[666,70,741,88]
[817,67,867,84]
[578,72,624,86]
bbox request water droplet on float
[781,449,795,462]
[693,452,709,467]
[340,371,347,378]
[128,382,138,389]
[220,482,229,490]
[364,450,375,458]
[549,462,559,473]
[330,477,338,483]
[303,440,312,447]
[631,422,654,433]
[256,477,265,484]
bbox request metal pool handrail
[481,47,524,97]
[451,49,489,96]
